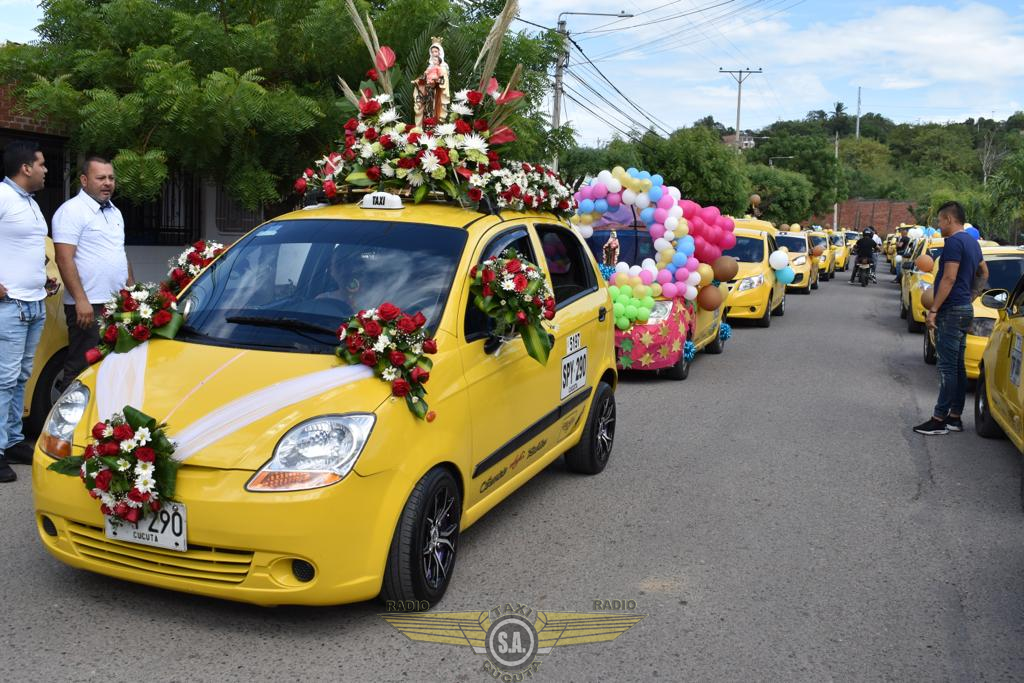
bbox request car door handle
[598,306,607,322]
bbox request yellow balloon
[650,282,662,297]
[676,224,688,236]
[697,263,714,286]
[639,179,653,192]
[779,246,789,252]
[790,223,801,231]
[613,272,629,286]
[612,166,626,178]
[579,213,593,225]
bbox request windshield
[845,232,859,242]
[178,219,468,353]
[810,236,828,249]
[775,234,808,253]
[986,257,1024,291]
[723,235,764,263]
[928,247,943,259]
[831,235,844,246]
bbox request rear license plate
[105,501,188,552]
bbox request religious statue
[413,38,450,126]
[602,230,620,266]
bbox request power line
[576,0,741,36]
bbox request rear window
[810,236,828,249]
[723,235,764,263]
[775,234,808,253]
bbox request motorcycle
[856,257,873,287]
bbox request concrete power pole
[719,68,762,149]
[551,18,567,171]
[833,132,840,230]
[855,86,862,140]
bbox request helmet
[862,229,871,236]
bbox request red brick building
[810,199,918,235]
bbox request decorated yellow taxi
[809,230,835,281]
[831,232,849,271]
[975,279,1024,461]
[23,238,70,435]
[901,237,944,333]
[723,218,787,326]
[774,230,819,294]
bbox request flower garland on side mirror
[86,283,183,364]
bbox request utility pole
[719,68,762,150]
[855,86,861,140]
[833,131,839,230]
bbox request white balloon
[684,285,698,300]
[665,216,679,231]
[669,205,684,219]
[606,178,622,193]
[769,250,789,270]
[621,189,637,205]
[654,238,672,252]
[578,225,593,238]
[642,258,657,272]
[615,261,630,274]
[598,170,613,184]
[634,194,651,210]
[686,271,702,287]
[668,186,682,201]
[628,265,642,277]
[663,231,675,242]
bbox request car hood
[733,262,766,281]
[973,297,998,320]
[77,340,390,470]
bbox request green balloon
[616,316,631,330]
[642,296,655,309]
[608,285,620,299]
[625,305,638,319]
[613,302,625,316]
[638,286,650,299]
[637,307,651,323]
[620,285,632,298]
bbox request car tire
[380,466,461,609]
[705,327,725,354]
[899,298,908,320]
[975,368,1005,439]
[811,277,819,290]
[923,331,937,364]
[565,381,616,475]
[772,295,786,317]
[756,303,772,327]
[25,347,68,437]
[907,314,924,334]
[662,348,691,380]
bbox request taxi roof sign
[360,192,404,210]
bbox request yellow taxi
[24,238,70,435]
[33,196,618,607]
[975,277,1024,456]
[901,236,944,333]
[723,218,787,327]
[831,232,850,271]
[774,230,819,294]
[923,246,1024,378]
[809,230,835,281]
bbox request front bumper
[33,449,403,606]
[724,282,771,319]
[615,302,694,371]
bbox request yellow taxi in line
[33,197,618,607]
[24,238,70,435]
[723,218,787,327]
[809,230,835,281]
[923,246,1024,378]
[774,230,819,294]
[831,232,850,271]
[975,278,1024,453]
[901,236,944,333]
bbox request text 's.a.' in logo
[381,602,645,679]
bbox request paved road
[4,276,1024,682]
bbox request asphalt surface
[4,272,1024,682]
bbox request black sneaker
[946,417,964,432]
[913,418,948,435]
[4,441,34,464]
[0,459,16,483]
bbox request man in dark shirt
[848,229,877,283]
[914,201,987,435]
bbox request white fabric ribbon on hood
[170,364,374,462]
[95,342,150,421]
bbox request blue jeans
[934,304,973,418]
[0,297,45,453]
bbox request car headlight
[737,274,764,291]
[793,256,807,266]
[647,300,674,324]
[917,281,932,291]
[246,414,375,492]
[40,381,90,459]
[969,318,995,338]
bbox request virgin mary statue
[413,38,450,125]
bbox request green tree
[638,127,748,214]
[746,134,846,215]
[744,164,813,224]
[990,150,1024,241]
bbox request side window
[1010,286,1024,317]
[535,224,598,308]
[464,227,536,341]
[767,235,776,257]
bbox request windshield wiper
[225,315,340,337]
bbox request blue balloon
[672,252,687,267]
[651,174,664,186]
[593,199,609,214]
[627,167,639,177]
[640,207,656,224]
[579,199,594,214]
[775,266,795,285]
[965,226,980,239]
[666,263,677,274]
[638,171,651,181]
[648,186,664,202]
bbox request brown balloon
[749,193,761,207]
[921,288,935,310]
[697,284,724,311]
[712,255,739,281]
[915,254,935,273]
[812,245,825,257]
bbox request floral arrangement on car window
[47,407,178,523]
[292,0,576,219]
[85,283,182,364]
[468,248,555,365]
[163,240,225,295]
[335,303,438,420]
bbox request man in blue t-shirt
[914,201,987,435]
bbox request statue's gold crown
[430,36,444,45]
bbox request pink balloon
[639,270,654,285]
[686,257,699,271]
[707,226,721,245]
[657,269,673,284]
[721,231,737,249]
[573,192,582,203]
[591,182,608,199]
[700,205,720,223]
[606,192,621,208]
[653,208,668,224]
[709,245,722,261]
[661,282,678,298]
[681,200,698,220]
[657,194,674,210]
[718,216,734,231]
[674,268,689,283]
[649,224,665,240]
[578,186,593,201]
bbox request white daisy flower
[376,93,392,104]
[134,461,154,477]
[461,133,488,154]
[435,123,456,137]
[420,151,440,173]
[454,89,470,102]
[135,474,155,493]
[451,102,473,116]
[381,163,395,178]
[364,308,378,319]
[359,144,374,159]
[421,135,438,151]
[378,108,399,125]
[356,122,368,134]
[120,438,138,453]
[407,171,425,187]
[138,303,153,320]
[411,342,423,355]
[100,492,116,508]
[135,426,151,445]
[102,425,114,438]
[443,136,458,149]
[131,290,149,302]
[500,276,516,291]
[527,269,542,280]
[381,367,399,381]
[115,458,131,471]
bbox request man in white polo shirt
[53,156,134,391]
[0,141,50,482]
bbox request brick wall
[810,199,918,235]
[0,84,64,135]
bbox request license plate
[561,347,588,400]
[105,501,188,552]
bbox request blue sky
[3,1,1023,145]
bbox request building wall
[810,199,918,235]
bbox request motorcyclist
[849,228,879,284]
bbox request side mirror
[981,289,1009,310]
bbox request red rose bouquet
[335,302,438,420]
[86,283,183,364]
[47,406,178,523]
[468,249,555,365]
[164,240,225,294]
